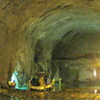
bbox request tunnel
[0,0,100,88]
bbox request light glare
[94,90,97,93]
[94,69,97,76]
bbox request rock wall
[0,0,100,87]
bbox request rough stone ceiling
[0,0,100,75]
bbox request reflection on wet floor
[1,86,100,100]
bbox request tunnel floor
[0,85,100,100]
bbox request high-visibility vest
[39,77,45,86]
[8,81,12,86]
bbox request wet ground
[1,85,100,100]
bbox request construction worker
[38,76,45,86]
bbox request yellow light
[97,63,100,66]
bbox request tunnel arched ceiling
[1,0,100,85]
[31,8,100,60]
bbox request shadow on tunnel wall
[50,60,79,87]
[34,39,43,63]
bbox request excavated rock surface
[0,0,100,86]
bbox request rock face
[0,0,100,87]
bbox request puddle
[0,86,100,100]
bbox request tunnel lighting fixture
[94,90,97,93]
[94,69,97,76]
